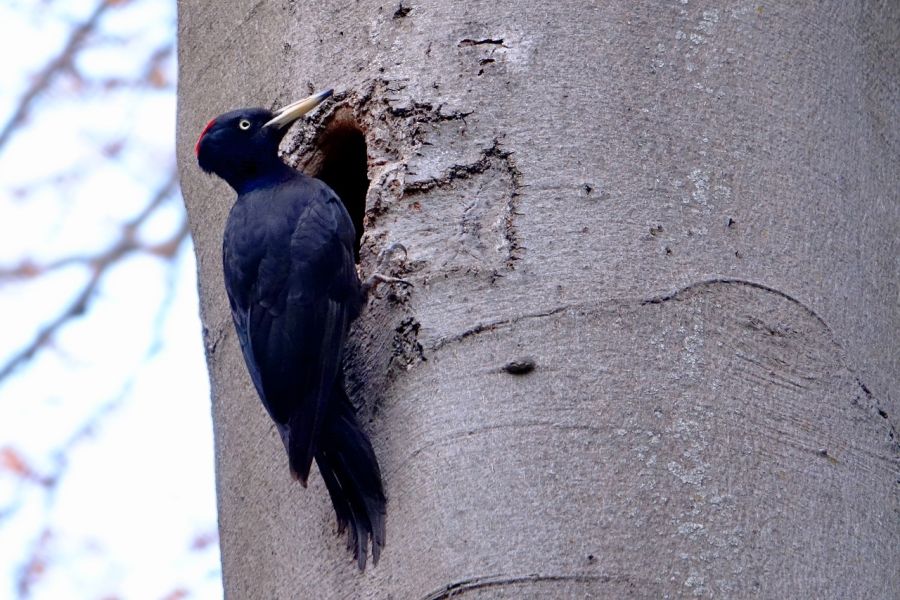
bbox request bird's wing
[283,187,360,482]
[223,219,271,416]
[242,183,359,482]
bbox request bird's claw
[363,242,411,298]
[363,272,412,298]
[376,242,408,269]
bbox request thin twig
[0,171,182,383]
[0,0,111,152]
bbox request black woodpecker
[195,90,386,570]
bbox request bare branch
[0,0,112,152]
[15,528,52,599]
[0,170,183,383]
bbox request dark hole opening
[305,114,368,262]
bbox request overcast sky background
[0,0,221,597]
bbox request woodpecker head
[195,89,333,191]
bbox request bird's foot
[363,272,412,298]
[363,242,412,298]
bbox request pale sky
[0,0,221,597]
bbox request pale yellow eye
[238,119,252,130]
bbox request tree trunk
[176,1,899,597]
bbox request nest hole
[305,111,369,262]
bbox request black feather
[202,107,386,568]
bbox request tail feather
[314,389,386,570]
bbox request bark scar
[420,572,627,600]
[429,305,568,351]
[403,140,524,270]
[457,38,506,47]
[641,277,831,333]
[644,277,895,443]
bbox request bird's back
[222,174,361,427]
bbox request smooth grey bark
[176,1,899,598]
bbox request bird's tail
[315,387,386,570]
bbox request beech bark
[177,1,899,597]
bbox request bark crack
[428,305,570,352]
[403,140,512,194]
[457,38,506,47]
[419,572,626,600]
[641,277,832,334]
